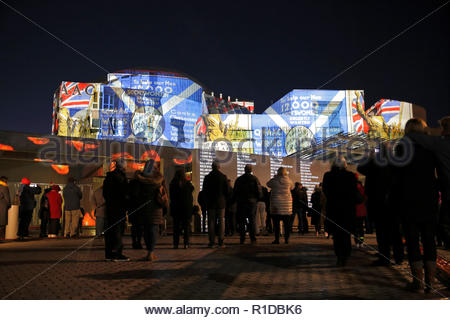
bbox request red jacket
[46,185,62,219]
[355,182,367,217]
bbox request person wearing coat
[267,167,294,244]
[233,164,262,244]
[354,174,367,247]
[393,118,439,292]
[103,160,130,261]
[128,171,144,248]
[17,177,42,239]
[202,160,229,248]
[169,169,194,249]
[197,190,207,233]
[46,185,63,237]
[0,176,11,239]
[137,161,167,261]
[322,156,358,267]
[291,182,308,234]
[38,186,52,237]
[62,177,83,238]
[310,185,323,237]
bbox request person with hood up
[0,176,11,239]
[322,156,359,267]
[136,160,168,261]
[267,167,294,244]
[38,185,52,238]
[103,160,130,261]
[17,177,41,239]
[169,168,194,249]
[62,177,83,238]
[46,185,62,237]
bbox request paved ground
[1,233,449,300]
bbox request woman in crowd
[267,167,294,244]
[354,173,367,248]
[137,161,168,261]
[169,169,194,249]
[46,185,62,238]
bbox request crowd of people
[0,116,448,295]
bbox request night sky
[1,0,448,134]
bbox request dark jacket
[137,172,165,225]
[292,187,308,211]
[169,179,194,220]
[19,184,42,212]
[233,173,262,204]
[322,167,358,232]
[202,168,229,209]
[197,190,207,211]
[393,135,439,223]
[38,187,52,220]
[128,177,142,224]
[63,182,82,211]
[408,133,450,201]
[103,169,129,222]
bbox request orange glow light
[0,144,14,151]
[129,162,145,171]
[140,150,160,162]
[82,210,96,227]
[34,158,54,163]
[51,164,69,175]
[84,143,99,151]
[66,141,84,151]
[112,152,134,160]
[27,137,50,145]
[173,154,192,165]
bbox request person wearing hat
[103,159,130,261]
[17,177,41,239]
[0,176,11,239]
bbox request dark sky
[0,0,448,134]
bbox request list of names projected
[236,153,257,177]
[199,149,215,190]
[298,161,320,202]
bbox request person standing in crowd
[128,171,143,249]
[103,160,130,261]
[137,160,168,261]
[92,185,106,237]
[264,187,273,233]
[357,147,404,266]
[407,116,450,250]
[46,185,62,238]
[354,174,367,247]
[310,185,323,237]
[225,179,236,236]
[256,186,267,235]
[267,167,294,244]
[291,182,308,234]
[394,118,439,292]
[63,177,83,238]
[233,164,262,245]
[197,190,207,233]
[170,169,194,249]
[38,186,52,238]
[202,160,229,248]
[17,177,41,240]
[322,156,359,267]
[0,176,11,239]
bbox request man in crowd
[103,160,130,261]
[17,177,41,239]
[202,160,229,248]
[233,164,262,244]
[63,177,83,238]
[0,176,11,239]
[291,182,308,234]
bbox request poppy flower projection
[65,140,99,152]
[51,164,69,175]
[27,137,50,145]
[140,150,160,162]
[82,210,96,227]
[173,154,192,165]
[0,144,14,151]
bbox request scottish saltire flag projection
[52,69,415,156]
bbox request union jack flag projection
[59,82,94,109]
[351,92,368,133]
[367,99,402,123]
